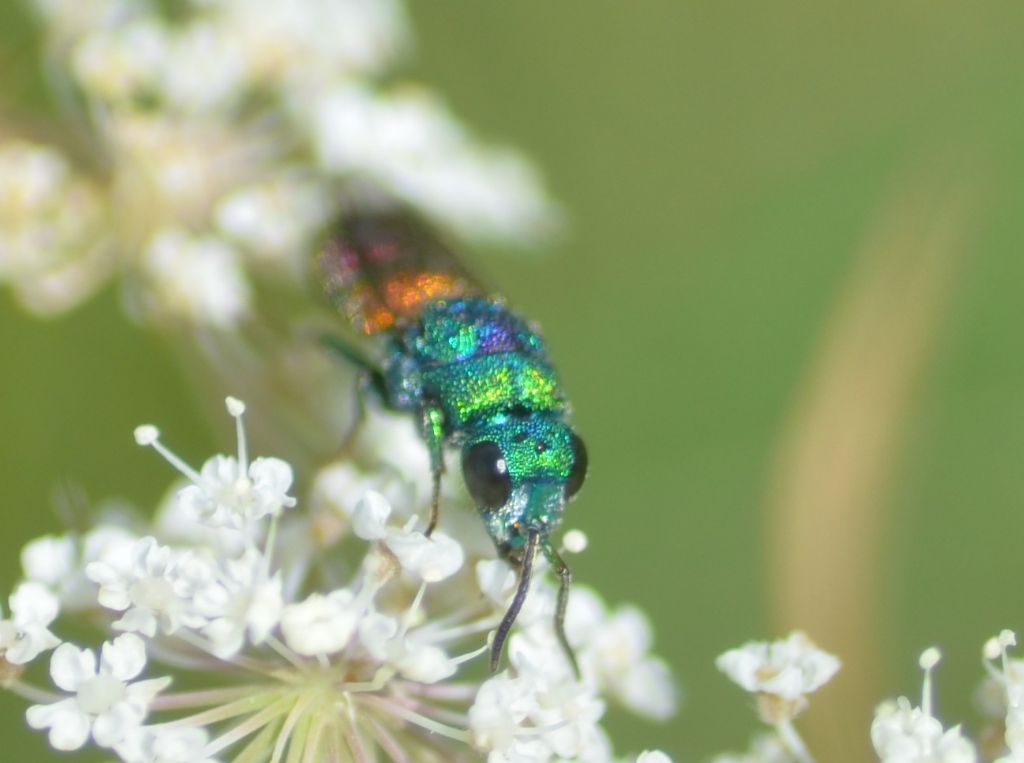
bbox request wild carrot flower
[2,0,557,325]
[2,398,676,761]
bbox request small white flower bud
[919,647,941,671]
[563,529,588,554]
[985,637,1004,661]
[225,397,246,416]
[134,425,159,446]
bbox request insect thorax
[382,298,568,432]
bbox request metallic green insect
[319,211,587,673]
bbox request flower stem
[359,694,471,743]
[271,688,317,763]
[4,680,62,704]
[153,689,282,729]
[204,693,297,756]
[775,719,815,763]
[152,685,263,711]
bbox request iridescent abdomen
[384,298,567,432]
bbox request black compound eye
[462,441,512,510]
[565,434,588,499]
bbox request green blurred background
[4,1,1024,760]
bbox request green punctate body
[383,297,581,556]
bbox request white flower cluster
[2,398,676,762]
[870,647,977,763]
[978,631,1024,763]
[712,629,1024,763]
[715,631,841,763]
[1,0,557,323]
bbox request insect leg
[490,528,540,672]
[320,333,389,407]
[543,541,581,680]
[420,401,445,537]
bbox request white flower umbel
[717,631,840,763]
[4,0,556,327]
[7,398,677,760]
[26,633,170,751]
[870,648,977,763]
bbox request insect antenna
[490,528,540,672]
[544,540,581,680]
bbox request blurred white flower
[871,648,977,763]
[26,633,170,751]
[210,0,408,93]
[20,534,76,590]
[22,526,140,612]
[29,0,136,38]
[71,20,168,104]
[141,229,251,327]
[0,582,62,665]
[312,85,557,242]
[0,142,110,315]
[717,631,840,703]
[215,173,333,262]
[981,630,1024,762]
[567,587,677,720]
[5,0,555,327]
